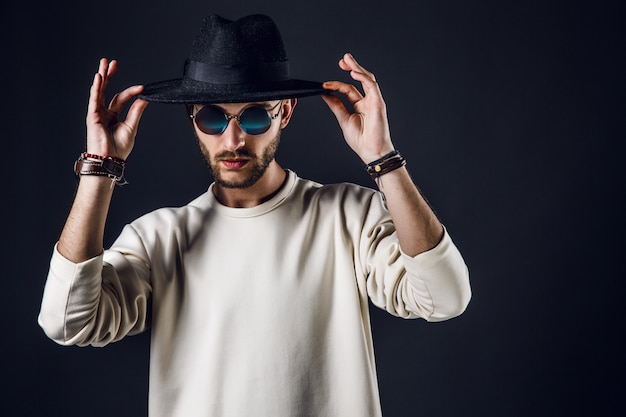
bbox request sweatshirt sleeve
[399,229,471,321]
[38,238,152,347]
[359,193,471,321]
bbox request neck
[212,162,287,208]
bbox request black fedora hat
[138,14,328,104]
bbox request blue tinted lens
[195,106,228,135]
[239,106,271,135]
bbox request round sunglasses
[190,100,282,136]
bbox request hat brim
[137,77,330,104]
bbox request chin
[213,167,265,189]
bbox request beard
[198,130,281,189]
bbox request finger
[87,72,103,120]
[95,58,111,108]
[102,59,118,93]
[322,81,363,104]
[97,58,109,78]
[347,70,382,98]
[321,94,351,125]
[124,98,149,131]
[108,85,144,114]
[336,54,382,99]
[341,53,376,81]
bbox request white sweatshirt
[39,171,471,417]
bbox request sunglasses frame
[190,100,283,136]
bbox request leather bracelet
[365,150,406,180]
[74,154,128,186]
[81,152,127,166]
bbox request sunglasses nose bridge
[223,113,251,137]
[224,114,245,132]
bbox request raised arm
[322,53,443,257]
[58,58,148,262]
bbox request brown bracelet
[74,154,128,186]
[365,150,406,180]
[81,152,127,166]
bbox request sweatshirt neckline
[204,170,298,218]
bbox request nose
[221,118,246,151]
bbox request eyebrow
[255,100,282,110]
[195,100,281,112]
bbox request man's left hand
[322,53,396,164]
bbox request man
[39,14,470,417]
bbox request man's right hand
[57,59,148,263]
[86,58,148,161]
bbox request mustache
[215,149,256,160]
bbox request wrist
[358,146,396,165]
[365,150,406,181]
[85,142,131,162]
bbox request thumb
[125,98,149,131]
[321,94,350,126]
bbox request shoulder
[293,174,385,212]
[126,190,213,235]
[296,174,378,198]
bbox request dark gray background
[2,0,624,416]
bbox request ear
[185,104,194,125]
[279,98,298,129]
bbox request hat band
[185,59,290,84]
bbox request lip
[220,159,249,170]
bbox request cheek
[196,136,213,158]
[194,127,218,151]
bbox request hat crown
[138,14,327,104]
[189,14,288,66]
